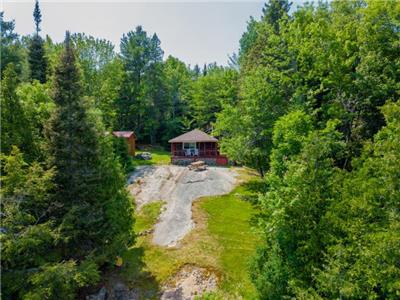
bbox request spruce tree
[47,32,134,261]
[33,0,41,34]
[28,0,47,83]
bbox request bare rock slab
[128,165,237,247]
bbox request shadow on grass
[118,246,161,299]
[132,158,155,167]
[235,179,268,207]
[242,179,268,194]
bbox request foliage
[16,81,55,160]
[1,147,58,298]
[314,101,400,298]
[251,120,345,298]
[0,12,27,78]
[215,0,292,177]
[112,136,135,173]
[33,0,41,34]
[28,34,47,83]
[72,33,122,128]
[269,110,313,177]
[47,31,134,260]
[0,64,35,159]
[116,26,165,143]
[28,1,47,83]
[161,56,193,144]
[2,0,400,298]
[190,66,238,130]
[0,33,135,298]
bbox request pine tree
[47,31,134,260]
[28,0,47,83]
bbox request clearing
[116,164,262,299]
[128,165,237,247]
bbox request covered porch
[170,141,220,158]
[168,129,228,166]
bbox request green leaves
[191,66,238,130]
[0,33,136,299]
[314,101,400,298]
[24,260,100,300]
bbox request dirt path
[128,165,237,247]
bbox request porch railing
[172,150,219,157]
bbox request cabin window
[183,142,196,149]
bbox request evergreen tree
[262,0,291,33]
[202,63,207,76]
[117,26,165,142]
[28,35,47,83]
[238,16,258,60]
[0,12,25,78]
[0,64,34,157]
[192,64,201,77]
[33,0,42,34]
[47,31,134,261]
[28,0,47,83]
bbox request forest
[1,0,399,299]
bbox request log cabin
[168,129,228,166]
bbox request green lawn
[132,149,170,166]
[200,184,261,299]
[120,170,262,299]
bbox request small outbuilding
[112,131,136,156]
[168,129,228,166]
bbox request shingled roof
[112,131,136,138]
[168,129,218,143]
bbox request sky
[2,0,305,66]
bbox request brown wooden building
[112,131,136,156]
[168,129,228,166]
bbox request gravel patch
[161,265,218,300]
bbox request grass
[199,185,261,299]
[120,169,262,299]
[134,201,164,233]
[132,149,171,167]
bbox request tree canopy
[1,0,399,298]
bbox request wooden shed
[112,131,136,156]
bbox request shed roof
[168,129,218,143]
[112,131,136,139]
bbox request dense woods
[1,0,399,299]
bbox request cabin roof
[168,129,218,143]
[112,131,136,139]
